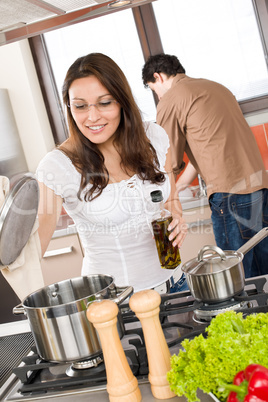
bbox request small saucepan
[181,227,268,303]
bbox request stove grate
[0,332,35,388]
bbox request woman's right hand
[168,214,188,248]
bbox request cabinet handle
[43,246,74,258]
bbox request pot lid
[182,245,243,275]
[0,174,39,266]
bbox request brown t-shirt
[156,74,268,198]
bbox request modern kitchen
[0,0,268,401]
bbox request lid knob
[198,245,227,262]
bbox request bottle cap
[150,190,163,202]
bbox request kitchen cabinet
[41,233,84,286]
[180,202,216,264]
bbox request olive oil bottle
[150,190,181,269]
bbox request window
[44,8,156,122]
[153,0,268,102]
[32,1,268,143]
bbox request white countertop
[181,195,209,210]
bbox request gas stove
[1,275,268,402]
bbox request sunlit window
[44,9,156,122]
[44,0,268,128]
[153,0,268,101]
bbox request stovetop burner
[193,300,252,323]
[71,356,104,371]
[66,356,104,377]
[12,343,143,397]
[192,290,254,323]
[5,276,268,401]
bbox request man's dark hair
[142,53,185,87]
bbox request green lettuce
[167,311,268,402]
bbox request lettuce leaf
[167,311,268,402]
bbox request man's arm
[176,162,198,192]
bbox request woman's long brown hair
[61,53,165,201]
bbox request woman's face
[68,75,121,146]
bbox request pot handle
[113,285,134,304]
[198,245,227,262]
[237,227,268,256]
[13,304,26,315]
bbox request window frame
[29,0,268,144]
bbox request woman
[36,53,187,293]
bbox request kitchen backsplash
[178,123,268,186]
[251,123,268,170]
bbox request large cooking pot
[13,274,133,363]
[181,227,268,303]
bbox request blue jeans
[209,189,268,278]
[169,273,189,293]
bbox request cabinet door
[180,206,216,263]
[41,234,84,285]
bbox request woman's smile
[69,76,121,144]
[87,124,107,131]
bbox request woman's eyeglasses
[68,99,118,114]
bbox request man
[142,53,268,278]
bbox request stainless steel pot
[13,274,133,363]
[182,227,268,303]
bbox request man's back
[156,74,268,197]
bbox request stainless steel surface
[182,228,268,303]
[183,260,245,303]
[197,174,207,197]
[0,174,39,267]
[13,275,133,362]
[237,227,268,255]
[182,248,245,303]
[194,246,243,273]
[1,275,267,402]
[3,381,216,401]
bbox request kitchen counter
[181,195,209,211]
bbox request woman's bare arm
[37,182,63,256]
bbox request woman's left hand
[168,214,188,249]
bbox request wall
[0,40,55,173]
[246,112,268,170]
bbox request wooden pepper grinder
[87,299,142,402]
[129,289,176,400]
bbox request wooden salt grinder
[129,289,176,400]
[86,299,141,402]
